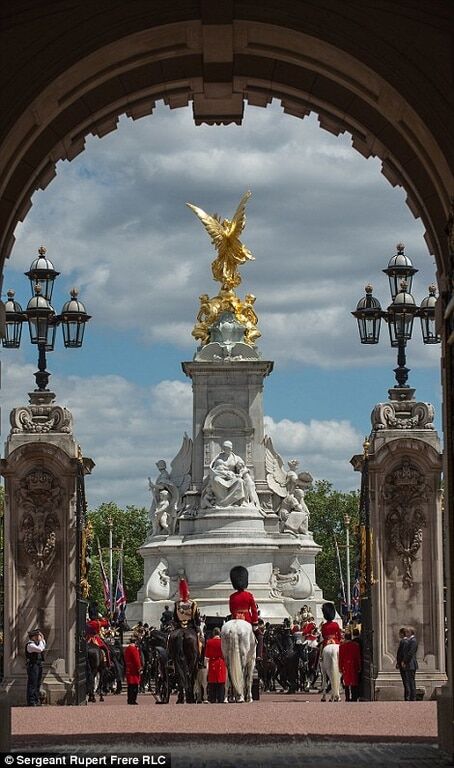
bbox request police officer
[25,628,46,706]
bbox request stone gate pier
[352,386,447,701]
[0,390,93,705]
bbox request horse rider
[320,602,342,647]
[170,577,204,657]
[86,603,113,668]
[228,565,263,660]
[160,605,174,631]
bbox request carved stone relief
[383,461,428,588]
[269,558,312,599]
[17,469,62,589]
[11,404,72,434]
[372,400,434,431]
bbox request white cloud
[264,415,362,491]
[1,360,192,509]
[2,99,440,508]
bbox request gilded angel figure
[186,190,255,290]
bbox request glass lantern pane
[2,320,22,348]
[62,318,85,348]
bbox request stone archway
[0,1,453,753]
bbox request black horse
[139,629,169,697]
[257,628,278,692]
[86,644,107,702]
[107,639,124,694]
[167,626,199,704]
[272,627,308,693]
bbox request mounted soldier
[228,565,263,659]
[167,578,201,703]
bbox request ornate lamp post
[352,243,440,393]
[2,246,90,391]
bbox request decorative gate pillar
[352,387,447,700]
[0,391,93,705]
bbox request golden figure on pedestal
[187,190,254,291]
[187,191,261,348]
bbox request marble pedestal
[129,494,324,625]
[130,351,327,625]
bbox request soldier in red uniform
[205,627,227,703]
[320,602,342,646]
[86,602,112,666]
[339,630,361,701]
[228,565,263,659]
[123,637,143,704]
[302,613,319,644]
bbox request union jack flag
[115,555,127,609]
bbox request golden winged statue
[186,190,254,290]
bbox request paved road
[10,740,453,767]
[10,693,451,767]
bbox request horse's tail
[228,628,244,699]
[331,644,341,697]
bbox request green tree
[305,480,360,608]
[86,502,149,613]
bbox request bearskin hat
[230,565,249,591]
[322,602,336,621]
[179,577,190,602]
[88,601,99,620]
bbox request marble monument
[128,192,325,624]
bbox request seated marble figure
[200,440,260,509]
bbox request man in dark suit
[396,626,408,699]
[400,626,418,701]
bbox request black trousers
[207,682,225,703]
[127,683,139,704]
[402,668,416,701]
[344,685,359,702]
[26,663,43,706]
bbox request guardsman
[320,602,342,646]
[228,565,263,659]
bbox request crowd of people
[24,566,419,705]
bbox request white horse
[221,619,256,703]
[320,642,341,702]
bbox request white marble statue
[152,489,171,536]
[200,440,261,509]
[279,488,310,535]
[263,435,312,532]
[148,433,193,536]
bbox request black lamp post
[2,246,90,391]
[352,243,440,393]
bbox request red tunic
[229,590,259,624]
[205,636,227,684]
[321,620,342,646]
[123,643,142,685]
[302,621,318,642]
[339,639,361,686]
[85,618,110,648]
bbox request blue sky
[1,101,441,508]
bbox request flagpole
[108,515,114,617]
[334,534,346,604]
